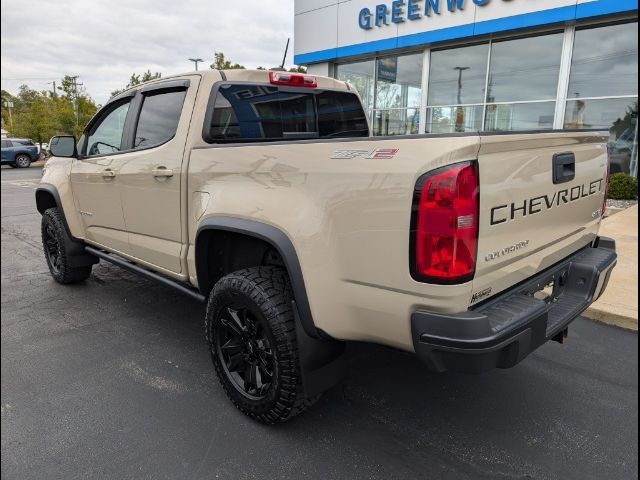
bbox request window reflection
[336,61,375,111]
[375,54,423,109]
[373,109,420,136]
[485,103,555,131]
[487,34,563,103]
[565,98,638,175]
[426,106,483,133]
[428,43,489,106]
[568,23,638,99]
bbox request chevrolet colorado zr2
[37,70,617,423]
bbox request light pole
[189,58,204,71]
[47,81,57,97]
[3,101,14,130]
[453,67,470,132]
[453,66,470,105]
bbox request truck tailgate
[472,131,609,305]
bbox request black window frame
[80,94,135,158]
[129,80,190,151]
[79,79,190,158]
[202,81,370,144]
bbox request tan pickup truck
[37,69,617,424]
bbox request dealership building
[294,0,639,176]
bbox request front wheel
[206,267,317,424]
[41,208,92,284]
[14,154,31,168]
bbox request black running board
[85,246,206,303]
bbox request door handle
[102,169,116,178]
[152,167,174,178]
[552,152,576,184]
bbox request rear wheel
[206,267,317,424]
[15,154,31,168]
[41,208,92,284]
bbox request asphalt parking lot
[1,166,638,480]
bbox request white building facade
[294,0,639,176]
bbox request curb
[583,308,638,332]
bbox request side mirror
[49,136,77,158]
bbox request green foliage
[3,76,98,143]
[288,66,307,73]
[607,173,638,200]
[110,70,162,98]
[611,102,638,140]
[210,52,245,70]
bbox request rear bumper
[411,237,617,374]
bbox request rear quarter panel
[187,135,481,350]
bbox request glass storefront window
[483,33,562,131]
[426,106,483,133]
[568,23,638,99]
[372,109,420,136]
[485,102,556,131]
[565,98,638,175]
[565,21,639,176]
[336,60,375,111]
[335,20,638,172]
[374,54,423,110]
[428,43,489,106]
[486,33,563,103]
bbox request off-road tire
[206,267,318,424]
[41,208,92,284]
[15,154,31,168]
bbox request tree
[210,52,245,70]
[289,66,307,74]
[110,70,162,98]
[11,94,57,146]
[4,75,98,143]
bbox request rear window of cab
[204,84,369,143]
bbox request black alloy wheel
[215,305,275,400]
[206,267,318,424]
[43,221,62,274]
[40,208,93,284]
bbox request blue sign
[377,57,398,82]
[359,0,491,30]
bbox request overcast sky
[1,0,296,105]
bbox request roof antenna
[281,38,290,69]
[271,38,290,72]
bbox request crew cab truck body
[37,70,617,423]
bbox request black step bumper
[411,237,617,374]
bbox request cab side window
[86,101,131,156]
[1,140,11,148]
[133,90,186,149]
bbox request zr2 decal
[331,148,399,160]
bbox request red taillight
[601,147,611,218]
[269,71,318,88]
[411,162,479,284]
